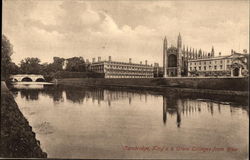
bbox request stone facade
[163,33,188,77]
[163,33,249,77]
[188,51,249,77]
[90,57,154,78]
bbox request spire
[183,45,185,58]
[177,33,182,49]
[192,48,195,59]
[211,46,214,57]
[199,49,202,58]
[163,36,168,49]
[195,49,198,59]
[189,47,192,59]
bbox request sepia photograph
[1,0,249,159]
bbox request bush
[46,71,104,80]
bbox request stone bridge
[9,74,46,82]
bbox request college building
[90,56,154,78]
[163,33,249,77]
[188,50,249,77]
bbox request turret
[192,48,195,59]
[211,46,214,57]
[164,36,168,49]
[198,49,202,58]
[189,48,192,59]
[186,46,188,59]
[177,33,182,49]
[183,45,185,58]
[195,49,198,59]
[177,33,182,77]
[163,36,168,78]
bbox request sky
[3,0,249,66]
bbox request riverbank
[1,81,47,158]
[57,77,249,96]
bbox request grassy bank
[1,82,47,158]
[57,77,249,93]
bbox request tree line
[1,35,99,81]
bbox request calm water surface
[11,84,249,159]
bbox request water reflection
[11,84,248,127]
[162,95,249,127]
[10,84,248,159]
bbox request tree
[53,57,65,71]
[1,35,14,79]
[8,62,20,75]
[65,57,86,72]
[19,57,42,74]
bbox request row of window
[189,59,231,65]
[190,65,229,71]
[106,65,152,70]
[106,75,153,78]
[106,70,153,74]
[91,66,153,72]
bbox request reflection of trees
[20,90,39,101]
[15,85,64,102]
[65,88,86,104]
[43,85,64,102]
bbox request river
[10,83,249,159]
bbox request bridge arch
[10,78,18,82]
[21,77,33,82]
[35,78,46,82]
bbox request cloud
[3,0,249,66]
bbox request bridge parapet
[10,74,45,82]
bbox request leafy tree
[65,57,86,72]
[8,62,20,75]
[1,35,13,79]
[53,57,65,71]
[19,57,42,74]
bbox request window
[194,67,197,70]
[190,67,192,70]
[227,59,230,63]
[204,66,206,70]
[220,65,223,69]
[199,66,201,70]
[204,61,206,65]
[220,60,223,64]
[214,66,217,70]
[190,62,192,65]
[210,61,212,64]
[195,62,196,65]
[199,62,201,65]
[215,61,217,64]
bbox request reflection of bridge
[10,74,46,82]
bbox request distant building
[188,50,249,77]
[90,56,154,78]
[153,63,163,77]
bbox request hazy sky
[3,0,249,65]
